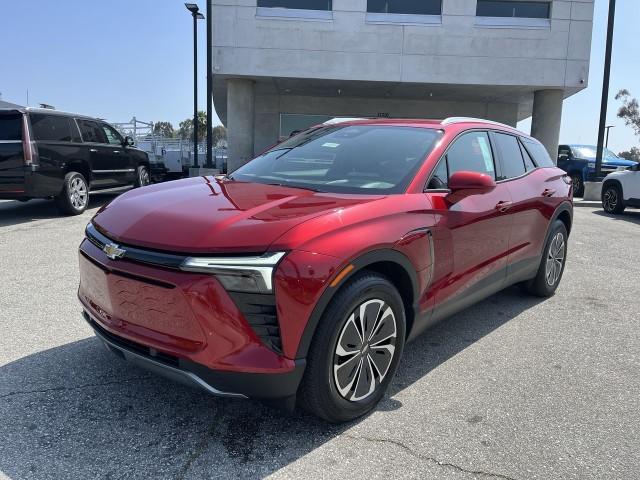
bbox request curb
[573,200,601,208]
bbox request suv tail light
[22,115,39,167]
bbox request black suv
[0,108,151,214]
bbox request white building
[211,0,595,171]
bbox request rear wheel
[525,220,568,297]
[602,183,625,214]
[135,165,150,188]
[55,172,89,215]
[570,173,584,197]
[299,272,405,423]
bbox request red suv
[78,118,572,422]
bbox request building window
[476,1,550,18]
[476,0,551,28]
[366,0,442,25]
[257,0,332,20]
[367,0,441,15]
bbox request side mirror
[448,171,496,193]
[558,153,569,161]
[124,136,135,147]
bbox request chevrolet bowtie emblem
[103,242,126,260]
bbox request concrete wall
[212,0,594,90]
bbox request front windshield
[573,146,619,160]
[231,125,442,194]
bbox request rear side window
[519,140,536,171]
[494,132,526,179]
[30,114,78,142]
[0,114,23,140]
[446,131,496,179]
[522,138,555,167]
[77,119,107,144]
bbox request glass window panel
[368,0,442,15]
[476,1,550,19]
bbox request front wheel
[570,173,584,197]
[134,165,150,188]
[602,183,625,214]
[298,272,406,423]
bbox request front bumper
[84,310,305,400]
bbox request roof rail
[322,117,368,125]
[441,117,516,130]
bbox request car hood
[92,177,377,254]
[576,156,636,167]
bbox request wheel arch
[602,178,623,200]
[65,160,92,184]
[294,248,419,360]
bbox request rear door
[76,119,121,188]
[0,111,26,193]
[426,130,513,313]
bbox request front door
[426,130,513,316]
[100,122,135,185]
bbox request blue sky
[1,0,638,152]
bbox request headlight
[588,162,596,168]
[179,252,286,293]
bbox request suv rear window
[0,114,23,141]
[522,138,555,167]
[30,114,78,142]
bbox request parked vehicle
[78,117,573,422]
[601,162,640,214]
[557,144,635,197]
[0,107,152,214]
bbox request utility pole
[206,0,214,169]
[595,0,616,179]
[605,125,614,148]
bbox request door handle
[89,148,98,153]
[542,188,556,197]
[495,201,513,213]
[112,150,121,154]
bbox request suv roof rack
[441,117,516,130]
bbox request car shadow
[592,208,640,226]
[0,191,125,228]
[0,287,543,479]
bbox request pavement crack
[344,434,518,480]
[0,376,152,399]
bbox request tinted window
[102,123,123,145]
[476,1,550,18]
[368,0,442,15]
[494,133,526,179]
[232,125,442,194]
[520,140,537,171]
[30,114,77,142]
[77,119,107,144]
[0,114,22,140]
[522,138,555,167]
[446,131,496,179]
[257,0,331,10]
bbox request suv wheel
[299,272,405,422]
[602,183,625,214]
[55,172,89,215]
[525,220,568,297]
[570,173,584,197]
[135,165,150,188]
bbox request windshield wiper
[265,182,322,193]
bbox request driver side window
[426,131,495,189]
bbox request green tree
[153,121,175,138]
[212,125,227,146]
[178,111,207,141]
[618,147,640,162]
[616,89,640,137]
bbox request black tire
[570,173,584,197]
[298,272,406,423]
[524,220,568,297]
[134,165,150,188]
[601,183,626,214]
[54,172,89,215]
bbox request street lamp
[605,125,615,148]
[185,3,204,170]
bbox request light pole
[605,125,615,148]
[595,0,616,179]
[185,3,204,170]
[206,0,214,169]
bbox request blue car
[557,144,636,197]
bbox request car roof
[320,117,527,137]
[0,106,101,122]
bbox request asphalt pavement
[1,195,639,480]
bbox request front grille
[228,292,282,354]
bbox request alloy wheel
[69,177,88,210]
[603,188,618,212]
[139,167,150,186]
[333,299,397,402]
[545,232,565,287]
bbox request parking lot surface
[1,195,639,480]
